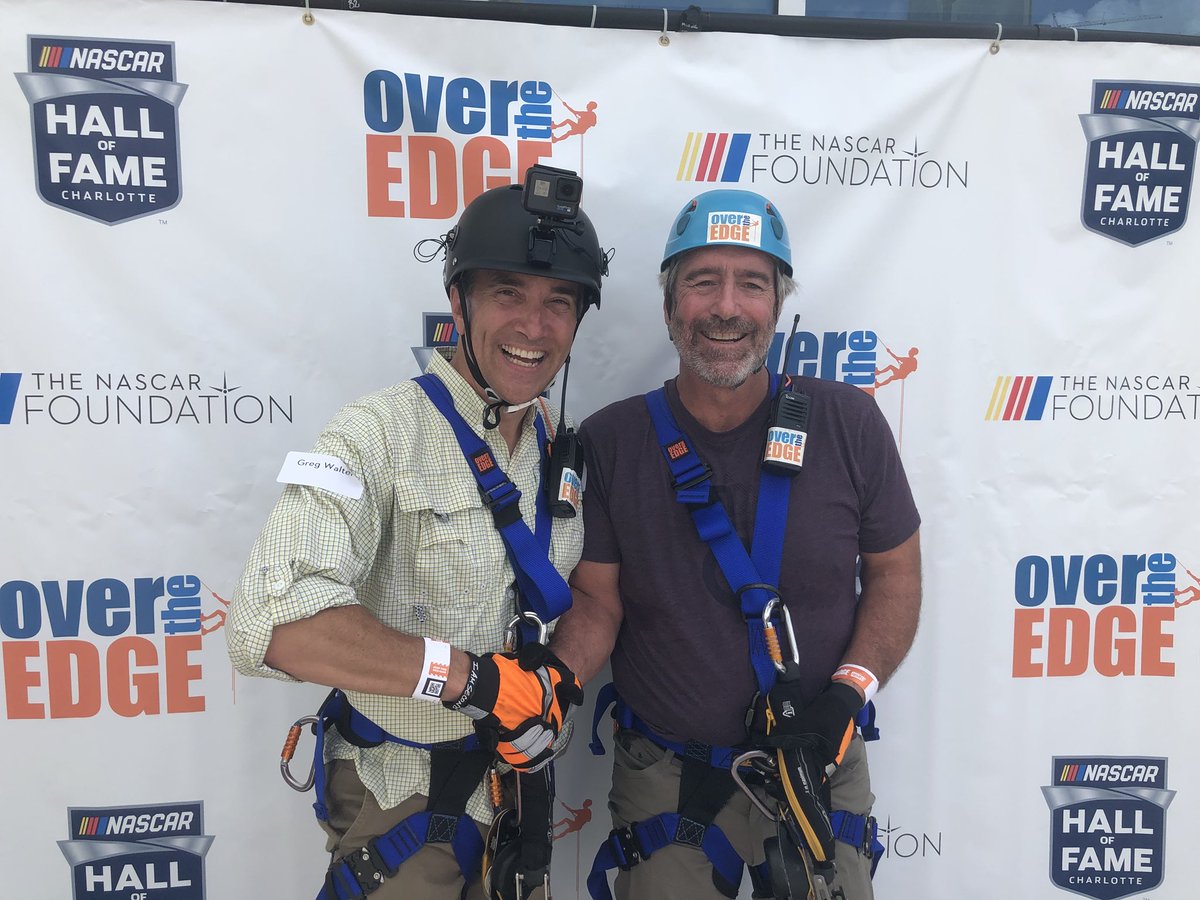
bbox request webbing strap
[317,810,485,900]
[309,690,481,823]
[589,684,742,771]
[830,810,884,875]
[414,373,572,638]
[586,812,744,900]
[643,376,792,696]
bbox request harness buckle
[669,464,712,498]
[609,825,644,870]
[478,480,523,528]
[348,839,397,894]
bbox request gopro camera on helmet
[522,164,583,220]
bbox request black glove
[445,646,584,772]
[759,663,862,769]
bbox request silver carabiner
[504,611,548,652]
[761,598,800,672]
[279,715,318,792]
[730,749,779,821]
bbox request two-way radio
[543,358,584,518]
[763,315,811,475]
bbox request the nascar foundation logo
[0,370,293,427]
[1080,80,1199,246]
[1042,757,1175,899]
[59,801,213,899]
[676,130,968,191]
[987,373,1198,422]
[15,35,187,225]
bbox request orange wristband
[832,664,878,704]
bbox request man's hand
[759,663,862,769]
[444,645,583,771]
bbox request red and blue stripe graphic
[37,44,74,69]
[676,132,751,182]
[1100,89,1125,110]
[1058,763,1084,782]
[77,815,110,836]
[986,375,1052,421]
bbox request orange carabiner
[280,715,318,792]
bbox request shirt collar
[424,350,541,443]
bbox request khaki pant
[318,760,552,899]
[317,759,493,900]
[606,731,877,900]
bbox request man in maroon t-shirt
[551,189,921,900]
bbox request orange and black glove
[759,663,861,770]
[444,644,583,772]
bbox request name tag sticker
[276,451,364,500]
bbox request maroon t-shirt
[579,376,920,747]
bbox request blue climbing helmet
[661,189,792,276]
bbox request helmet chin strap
[457,280,536,431]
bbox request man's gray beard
[669,315,773,389]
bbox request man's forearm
[264,604,473,700]
[839,530,922,690]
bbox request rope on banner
[659,8,670,46]
[1071,27,1079,41]
[302,0,314,25]
[989,22,1002,54]
[590,5,598,28]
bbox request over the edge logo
[1042,757,1174,899]
[364,70,596,218]
[676,131,968,191]
[1080,80,1199,246]
[2,574,229,719]
[59,801,213,900]
[15,36,187,225]
[1010,551,1194,678]
[768,328,919,397]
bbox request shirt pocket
[393,470,511,649]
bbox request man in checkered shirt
[227,176,609,900]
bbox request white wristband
[832,664,879,704]
[413,638,452,702]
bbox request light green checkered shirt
[227,352,583,823]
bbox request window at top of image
[806,0,1198,34]
[516,0,1197,35]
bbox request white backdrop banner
[1,1,1197,898]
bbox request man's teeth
[704,331,744,342]
[503,345,545,362]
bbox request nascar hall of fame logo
[1011,551,1199,678]
[676,131,968,191]
[986,372,1199,423]
[1042,757,1175,899]
[363,68,598,219]
[1,575,231,720]
[15,35,188,225]
[59,801,213,900]
[411,312,459,371]
[0,370,293,427]
[1080,80,1200,246]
